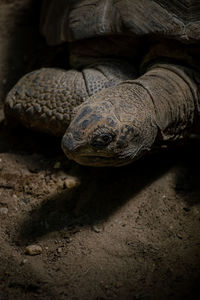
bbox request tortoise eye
[91,133,113,149]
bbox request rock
[0,207,8,215]
[56,178,64,189]
[177,233,183,240]
[23,198,30,204]
[92,225,102,233]
[114,281,123,288]
[57,247,62,253]
[64,177,80,189]
[183,207,190,212]
[25,244,42,256]
[53,161,61,169]
[22,259,28,264]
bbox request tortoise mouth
[62,133,133,167]
[68,151,132,167]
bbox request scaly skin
[62,63,199,167]
[5,59,137,136]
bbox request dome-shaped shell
[40,0,200,45]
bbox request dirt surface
[0,1,200,299]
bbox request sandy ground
[0,1,200,299]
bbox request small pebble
[63,236,72,243]
[92,225,102,233]
[177,233,183,240]
[57,247,62,253]
[53,162,61,169]
[22,259,28,264]
[0,207,8,215]
[23,198,30,204]
[25,244,42,256]
[183,207,190,212]
[64,177,80,189]
[56,179,64,189]
[115,281,123,288]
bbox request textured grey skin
[4,0,200,166]
[5,60,137,136]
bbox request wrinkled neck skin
[135,63,199,142]
[62,63,199,167]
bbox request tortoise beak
[61,132,80,159]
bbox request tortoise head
[61,85,158,167]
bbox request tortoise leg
[4,59,137,136]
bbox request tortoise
[5,0,200,167]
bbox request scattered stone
[25,244,42,256]
[66,237,72,243]
[28,166,40,173]
[0,207,8,215]
[177,233,183,240]
[22,259,28,264]
[183,207,190,212]
[57,247,62,253]
[56,179,64,189]
[23,198,30,204]
[92,225,102,233]
[63,235,72,243]
[53,161,61,169]
[114,281,123,288]
[64,177,80,189]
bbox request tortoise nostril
[61,132,75,154]
[91,133,113,149]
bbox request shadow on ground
[1,121,197,246]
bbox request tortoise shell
[40,0,200,45]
